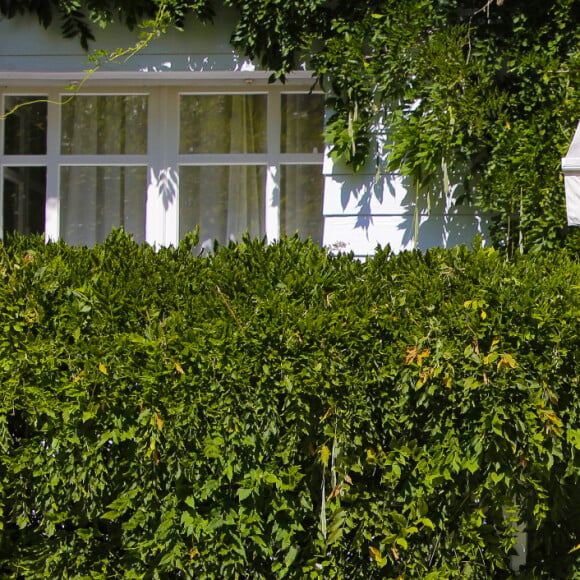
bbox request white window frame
[0,74,324,246]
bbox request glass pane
[179,165,266,248]
[281,94,325,154]
[60,166,147,246]
[3,167,46,235]
[4,97,47,155]
[180,95,267,154]
[61,96,148,155]
[280,165,323,244]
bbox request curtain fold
[280,165,323,244]
[179,94,267,246]
[61,166,146,246]
[281,94,324,154]
[61,95,147,155]
[180,165,265,249]
[59,95,148,245]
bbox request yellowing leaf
[497,353,517,370]
[321,406,335,422]
[417,349,430,366]
[369,546,385,565]
[174,362,185,375]
[404,346,430,366]
[545,412,562,425]
[189,547,199,559]
[98,363,108,375]
[344,474,353,485]
[404,346,417,365]
[480,310,487,319]
[569,543,580,553]
[73,370,85,383]
[543,383,559,405]
[327,484,341,501]
[154,412,164,431]
[320,444,330,467]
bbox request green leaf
[237,488,252,501]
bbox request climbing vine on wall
[3,0,580,252]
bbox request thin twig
[216,285,244,331]
[0,3,169,120]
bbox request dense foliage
[1,231,580,577]
[3,0,580,252]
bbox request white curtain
[59,95,148,245]
[279,94,325,243]
[179,94,267,247]
[61,95,147,155]
[60,166,147,246]
[179,166,265,249]
[280,165,323,244]
[281,93,324,154]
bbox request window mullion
[45,89,59,242]
[0,92,4,237]
[265,164,280,242]
[147,87,176,246]
[164,87,179,246]
[266,87,281,241]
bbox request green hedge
[1,231,580,578]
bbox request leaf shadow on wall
[150,167,178,211]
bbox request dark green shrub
[1,230,579,578]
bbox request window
[59,95,148,245]
[0,85,325,247]
[2,97,47,236]
[178,91,324,248]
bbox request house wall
[563,121,580,226]
[0,11,489,255]
[323,154,488,256]
[0,9,246,73]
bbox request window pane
[4,97,47,155]
[180,95,267,154]
[280,165,323,244]
[61,96,147,155]
[60,166,146,246]
[179,165,266,248]
[281,94,325,154]
[3,167,46,235]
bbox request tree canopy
[3,0,580,252]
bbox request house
[0,8,488,257]
[563,122,580,226]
